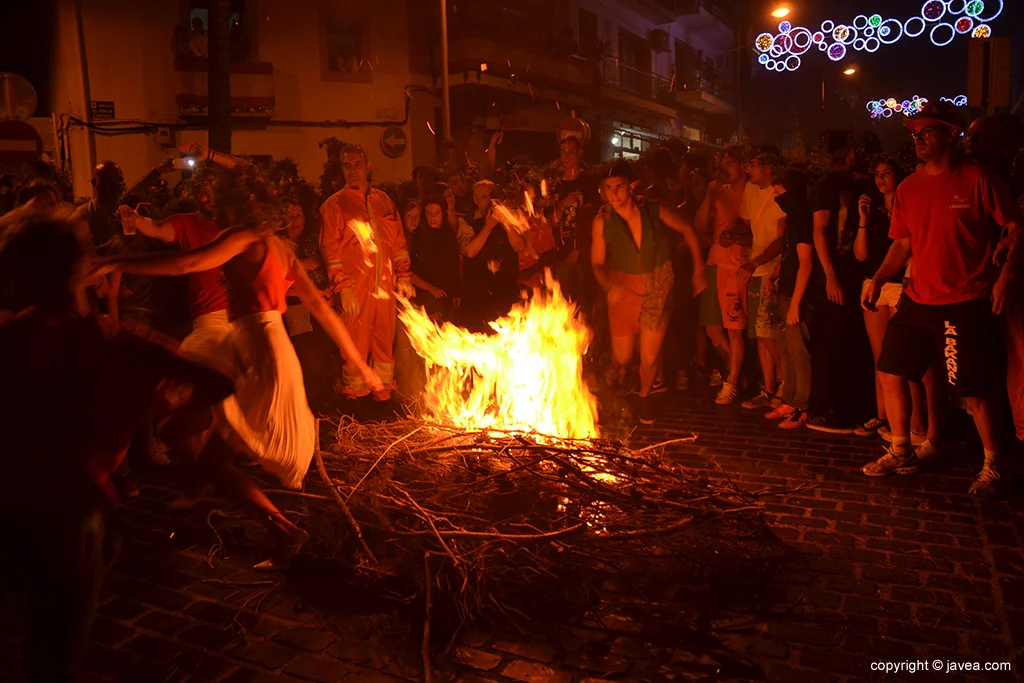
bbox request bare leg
[695,325,708,367]
[880,371,912,440]
[706,324,731,367]
[639,328,668,397]
[863,305,893,421]
[909,381,927,436]
[725,328,745,386]
[966,396,1002,454]
[757,337,780,395]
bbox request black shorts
[877,295,1002,397]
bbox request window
[578,9,598,57]
[184,0,250,62]
[318,7,372,83]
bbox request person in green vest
[592,162,707,425]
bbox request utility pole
[208,0,232,152]
[439,0,452,164]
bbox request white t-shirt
[739,182,786,277]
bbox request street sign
[0,119,43,170]
[380,126,407,158]
[90,100,115,120]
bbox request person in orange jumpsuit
[320,144,414,400]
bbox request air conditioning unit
[650,29,670,53]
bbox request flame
[346,220,378,267]
[490,203,530,235]
[523,190,535,217]
[540,179,548,198]
[399,270,598,440]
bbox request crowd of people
[3,100,1024,680]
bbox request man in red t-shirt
[0,212,235,683]
[861,102,1023,495]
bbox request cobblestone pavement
[3,391,1023,683]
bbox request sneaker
[741,390,773,410]
[765,403,796,420]
[638,395,656,425]
[779,409,809,430]
[914,439,939,466]
[805,415,856,434]
[878,426,926,446]
[715,382,739,405]
[675,371,689,391]
[968,463,1000,497]
[650,379,669,395]
[709,370,724,387]
[861,445,916,477]
[854,418,888,437]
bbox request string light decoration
[866,94,967,119]
[755,0,1002,72]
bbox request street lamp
[843,67,857,76]
[771,6,790,18]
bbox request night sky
[746,0,1024,146]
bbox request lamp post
[771,6,790,19]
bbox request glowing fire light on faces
[399,271,598,440]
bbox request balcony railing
[654,0,733,26]
[448,0,572,56]
[678,68,734,103]
[600,57,674,106]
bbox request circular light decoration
[790,27,813,52]
[948,0,967,13]
[956,16,974,33]
[965,0,985,17]
[954,95,968,106]
[758,53,770,64]
[902,100,912,109]
[828,43,847,61]
[779,20,792,33]
[812,31,825,43]
[973,24,991,37]
[894,103,904,112]
[863,27,876,37]
[833,25,850,42]
[930,22,955,46]
[785,55,801,71]
[886,98,897,107]
[770,44,785,57]
[869,14,883,27]
[904,17,926,37]
[865,37,881,52]
[922,0,945,21]
[866,101,878,111]
[882,108,893,118]
[868,94,966,119]
[756,32,774,51]
[817,42,828,51]
[879,18,904,44]
[853,14,869,29]
[775,33,793,52]
[821,19,835,33]
[977,0,1003,23]
[854,38,866,51]
[766,59,778,70]
[773,60,786,72]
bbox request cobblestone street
[3,391,1023,683]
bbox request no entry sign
[0,119,43,170]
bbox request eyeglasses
[909,127,941,141]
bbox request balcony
[667,0,734,48]
[444,0,590,93]
[173,59,275,119]
[675,69,734,115]
[598,58,677,119]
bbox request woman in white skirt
[98,221,381,564]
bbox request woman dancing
[100,169,381,566]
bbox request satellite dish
[0,72,38,122]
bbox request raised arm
[103,225,261,277]
[117,205,175,243]
[181,142,249,169]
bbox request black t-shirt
[775,192,817,298]
[463,214,518,305]
[809,170,873,291]
[861,206,904,284]
[552,173,597,261]
[410,226,462,316]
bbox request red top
[890,162,1023,306]
[0,312,233,516]
[166,212,229,319]
[225,242,294,320]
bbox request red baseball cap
[906,100,965,134]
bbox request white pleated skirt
[178,309,315,489]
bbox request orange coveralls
[320,187,411,398]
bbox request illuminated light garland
[867,94,967,119]
[755,1,1003,72]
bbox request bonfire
[292,272,787,680]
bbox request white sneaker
[715,382,739,405]
[969,463,999,497]
[913,439,939,466]
[879,426,926,446]
[861,445,916,477]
